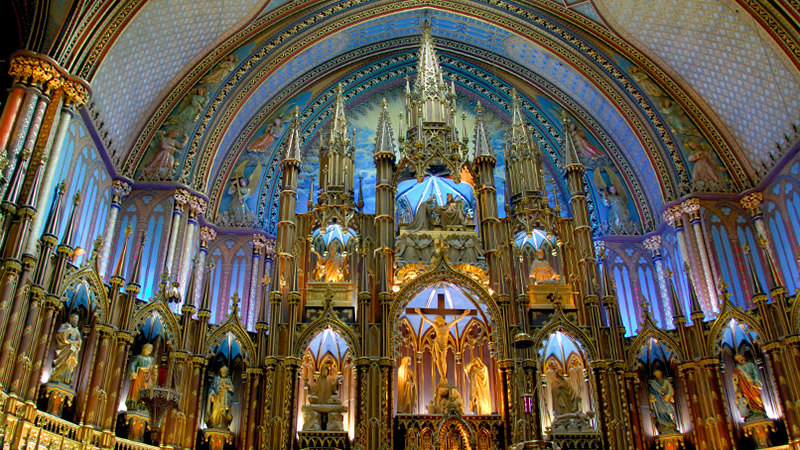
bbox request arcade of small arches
[1,1,800,450]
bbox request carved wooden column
[682,199,718,314]
[164,188,190,280]
[644,235,672,325]
[679,360,734,450]
[624,371,646,450]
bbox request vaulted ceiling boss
[1,1,799,450]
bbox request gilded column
[177,195,205,297]
[98,180,131,277]
[164,188,190,279]
[682,199,718,314]
[643,235,672,325]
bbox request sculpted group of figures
[403,193,471,232]
[48,314,237,431]
[302,360,347,432]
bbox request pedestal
[426,384,464,414]
[123,410,150,442]
[301,403,348,431]
[298,430,349,449]
[743,417,776,449]
[42,382,75,416]
[654,433,684,450]
[203,428,234,450]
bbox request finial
[229,291,241,318]
[640,296,653,323]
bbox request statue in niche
[127,343,156,409]
[396,232,420,261]
[648,369,678,434]
[464,357,491,414]
[733,354,767,420]
[307,359,341,404]
[685,138,723,190]
[317,240,347,283]
[435,193,468,228]
[415,308,469,385]
[397,356,417,413]
[142,129,188,181]
[206,365,235,429]
[167,87,209,127]
[529,248,560,284]
[49,314,82,385]
[406,196,436,232]
[201,54,238,84]
[249,117,285,152]
[552,367,582,417]
[225,161,262,227]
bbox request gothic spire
[327,83,349,150]
[182,259,197,311]
[42,181,66,238]
[667,270,686,326]
[507,89,535,157]
[373,98,396,157]
[283,106,303,163]
[60,192,82,248]
[200,260,215,312]
[128,230,147,288]
[685,263,705,321]
[414,21,445,94]
[473,102,493,159]
[112,223,133,279]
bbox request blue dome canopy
[396,175,474,221]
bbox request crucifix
[408,293,475,386]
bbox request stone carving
[206,366,235,429]
[397,356,417,413]
[415,308,468,386]
[142,129,187,181]
[407,196,436,232]
[302,360,347,431]
[201,54,238,85]
[167,87,209,127]
[528,249,560,284]
[49,314,82,385]
[435,193,468,229]
[550,367,593,433]
[465,357,491,414]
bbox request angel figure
[627,65,666,98]
[685,137,723,190]
[248,117,285,152]
[227,161,262,227]
[201,54,238,84]
[167,87,209,127]
[142,129,188,181]
[594,166,633,234]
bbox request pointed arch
[627,325,684,370]
[531,306,597,361]
[706,304,765,356]
[206,311,257,366]
[131,297,183,349]
[293,308,360,359]
[58,261,110,323]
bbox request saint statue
[415,308,469,385]
[206,366,235,429]
[464,357,491,414]
[308,360,340,404]
[435,193,467,228]
[552,368,582,417]
[732,354,767,420]
[323,240,347,283]
[397,356,417,413]
[49,314,82,385]
[648,369,678,434]
[529,248,560,284]
[406,196,435,232]
[396,232,420,261]
[127,343,156,409]
[686,138,722,190]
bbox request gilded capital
[199,226,217,244]
[112,179,132,202]
[174,188,191,206]
[680,198,701,221]
[662,205,683,228]
[739,192,763,215]
[190,195,208,215]
[643,235,662,253]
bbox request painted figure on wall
[464,357,491,414]
[201,54,238,85]
[206,366,235,429]
[127,343,156,409]
[397,356,417,413]
[594,165,635,234]
[648,369,678,434]
[248,117,285,152]
[49,314,82,385]
[733,354,767,420]
[686,137,723,191]
[142,129,188,181]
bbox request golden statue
[206,366,235,429]
[49,314,82,385]
[415,308,469,385]
[464,357,491,414]
[529,249,560,284]
[397,356,417,413]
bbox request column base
[654,432,684,450]
[41,381,75,416]
[743,417,776,449]
[124,410,151,442]
[203,428,233,450]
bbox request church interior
[1,1,800,449]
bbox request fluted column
[164,188,190,280]
[644,235,672,326]
[247,235,267,330]
[0,87,39,203]
[682,199,718,314]
[178,195,206,297]
[98,180,131,277]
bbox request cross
[407,292,476,320]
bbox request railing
[114,437,159,450]
[34,410,80,441]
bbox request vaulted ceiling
[13,0,800,235]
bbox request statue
[648,369,678,434]
[201,54,238,84]
[627,65,666,98]
[248,117,285,152]
[308,360,341,404]
[143,129,188,180]
[464,357,491,414]
[225,161,262,227]
[397,356,417,413]
[302,408,321,431]
[323,240,347,283]
[435,193,468,228]
[529,248,560,284]
[327,411,345,431]
[127,343,156,409]
[415,308,469,385]
[206,366,235,429]
[447,236,482,263]
[167,87,209,126]
[406,196,435,232]
[552,368,582,417]
[49,314,82,385]
[396,232,420,261]
[733,354,767,420]
[657,98,700,138]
